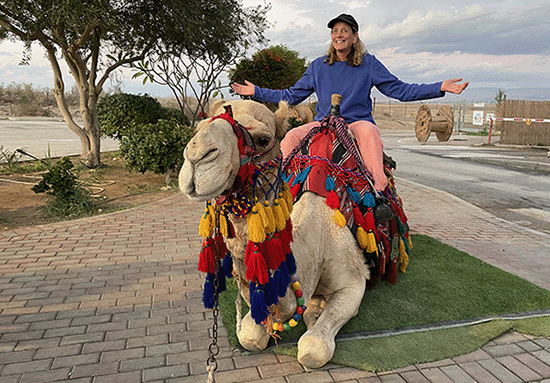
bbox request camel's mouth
[179,157,237,201]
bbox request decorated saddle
[282,115,412,286]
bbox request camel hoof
[236,314,270,352]
[297,333,335,369]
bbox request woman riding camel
[232,13,469,191]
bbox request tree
[0,0,267,166]
[133,1,269,127]
[228,45,308,108]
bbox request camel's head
[179,100,289,201]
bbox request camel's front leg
[236,311,270,352]
[297,277,366,368]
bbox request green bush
[229,45,308,96]
[31,157,102,219]
[97,93,167,140]
[119,119,193,180]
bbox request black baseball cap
[327,14,359,32]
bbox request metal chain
[206,226,221,373]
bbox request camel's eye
[256,136,271,148]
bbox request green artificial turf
[216,234,550,371]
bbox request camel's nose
[184,135,220,165]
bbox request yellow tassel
[247,205,266,243]
[398,238,409,273]
[333,209,347,227]
[282,183,294,214]
[408,236,413,249]
[273,199,286,232]
[254,201,268,230]
[366,230,378,255]
[207,203,217,229]
[263,201,276,234]
[219,213,228,237]
[199,207,213,238]
[278,193,290,220]
[356,227,368,249]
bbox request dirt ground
[0,152,178,232]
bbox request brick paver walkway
[1,179,550,383]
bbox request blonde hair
[324,36,367,66]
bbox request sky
[1,0,549,102]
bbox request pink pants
[281,120,388,191]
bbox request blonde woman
[232,13,468,191]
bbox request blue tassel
[265,276,279,306]
[274,262,291,298]
[285,252,297,275]
[363,192,376,208]
[222,254,233,279]
[203,274,215,309]
[249,283,269,324]
[325,175,336,191]
[347,186,362,204]
[282,173,292,183]
[216,267,227,294]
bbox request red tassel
[198,238,215,274]
[245,242,269,285]
[353,206,366,228]
[325,190,340,209]
[365,210,376,231]
[263,236,285,270]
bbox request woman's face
[331,21,358,58]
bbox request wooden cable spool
[415,105,454,142]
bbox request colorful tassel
[265,275,279,306]
[286,252,297,275]
[273,199,287,232]
[198,207,213,238]
[222,254,233,278]
[325,175,336,191]
[333,209,347,227]
[353,206,366,228]
[245,242,269,285]
[273,262,291,297]
[198,238,215,274]
[254,200,268,231]
[278,193,290,220]
[281,183,294,214]
[247,205,266,243]
[263,236,285,270]
[325,189,340,209]
[263,201,276,234]
[219,213,229,237]
[203,274,215,309]
[366,230,378,254]
[356,226,369,250]
[249,283,269,324]
[363,192,376,208]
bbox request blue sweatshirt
[253,54,445,124]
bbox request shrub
[119,119,193,183]
[229,45,308,108]
[31,157,102,219]
[97,93,167,140]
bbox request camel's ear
[194,118,210,133]
[274,101,291,139]
[208,99,226,117]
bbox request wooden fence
[500,99,550,145]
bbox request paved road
[383,132,550,235]
[0,117,118,160]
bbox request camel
[179,99,404,369]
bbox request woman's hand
[441,78,469,94]
[231,80,256,96]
